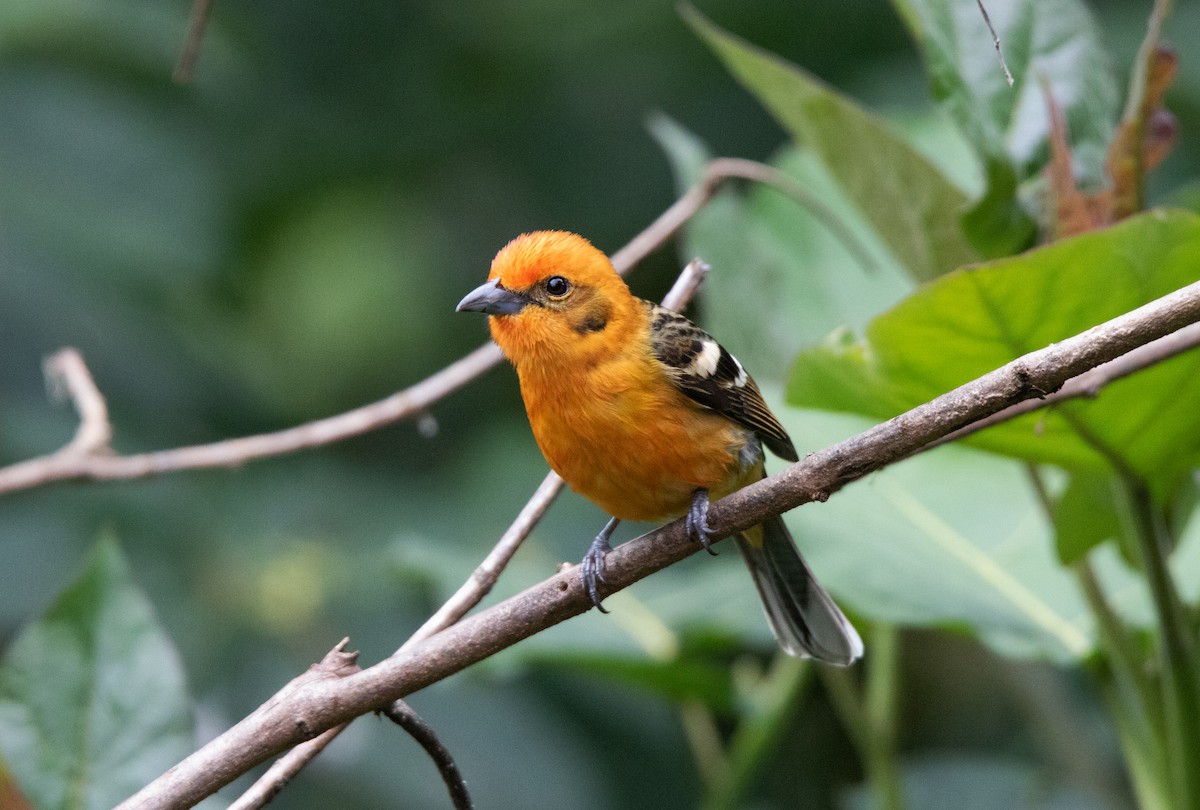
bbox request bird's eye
[545,276,571,297]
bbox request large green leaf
[1173,504,1200,608]
[789,210,1200,490]
[685,7,978,282]
[650,115,912,377]
[893,0,1118,183]
[892,0,1119,254]
[1052,472,1126,565]
[0,537,193,810]
[780,408,1094,664]
[522,651,736,714]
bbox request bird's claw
[580,525,616,613]
[580,544,609,614]
[687,489,717,555]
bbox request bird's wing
[645,301,798,462]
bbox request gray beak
[455,278,530,315]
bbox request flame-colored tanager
[457,231,862,665]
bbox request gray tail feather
[736,514,863,666]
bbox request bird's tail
[736,513,863,666]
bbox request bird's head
[456,231,635,363]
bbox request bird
[457,230,862,665]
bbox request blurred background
[2,0,1199,807]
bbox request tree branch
[224,724,346,810]
[405,256,708,646]
[221,641,359,810]
[44,349,112,456]
[976,0,1014,86]
[0,160,769,498]
[380,701,474,810]
[229,258,713,807]
[173,0,215,84]
[117,278,1200,810]
[922,320,1200,451]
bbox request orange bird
[457,231,861,665]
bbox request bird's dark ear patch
[575,312,608,333]
[571,293,611,334]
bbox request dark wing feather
[645,301,798,462]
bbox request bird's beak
[455,278,530,315]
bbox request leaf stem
[1045,411,1200,809]
[681,701,729,792]
[1074,557,1170,806]
[702,655,812,810]
[821,624,905,810]
[1075,559,1163,735]
[700,657,816,810]
[1025,464,1163,745]
[1124,478,1200,809]
[864,624,904,810]
[1093,672,1172,810]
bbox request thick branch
[118,278,1200,810]
[924,320,1200,450]
[231,258,712,807]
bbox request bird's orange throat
[487,291,645,372]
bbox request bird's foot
[686,489,717,555]
[580,517,620,612]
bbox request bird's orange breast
[516,349,756,523]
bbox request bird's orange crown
[489,230,617,291]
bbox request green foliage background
[2,0,1200,808]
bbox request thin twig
[221,640,358,810]
[117,278,1200,810]
[381,701,473,810]
[225,725,346,810]
[976,0,1014,87]
[44,349,112,455]
[700,158,879,274]
[0,160,772,498]
[406,257,707,646]
[407,474,564,651]
[234,259,713,807]
[0,343,503,495]
[173,0,214,84]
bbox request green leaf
[684,6,979,282]
[524,652,736,714]
[893,0,1118,184]
[842,753,1105,810]
[0,537,193,810]
[778,405,1094,663]
[650,115,912,377]
[892,0,1119,254]
[1173,503,1200,609]
[960,158,1037,259]
[789,210,1200,490]
[1052,472,1123,565]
